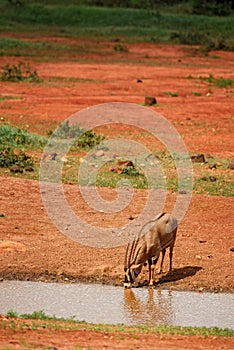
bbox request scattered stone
[199,240,207,243]
[145,95,157,106]
[198,287,204,293]
[137,79,143,83]
[10,165,23,173]
[178,189,187,194]
[94,150,104,157]
[209,163,217,169]
[110,160,134,174]
[50,152,57,160]
[25,166,34,172]
[191,154,205,163]
[230,247,234,252]
[208,176,217,182]
[227,160,234,170]
[201,176,216,182]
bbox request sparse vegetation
[3,310,234,337]
[187,74,233,88]
[0,124,47,149]
[0,147,34,170]
[51,120,105,149]
[113,43,129,52]
[0,62,41,83]
[163,91,179,97]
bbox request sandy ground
[0,39,234,349]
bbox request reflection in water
[0,281,233,329]
[124,288,174,325]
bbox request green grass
[0,124,233,196]
[2,310,234,337]
[0,3,233,48]
[0,94,23,101]
[0,124,47,149]
[163,91,179,97]
[187,74,234,88]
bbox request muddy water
[0,281,233,329]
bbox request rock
[137,79,143,83]
[10,165,23,173]
[25,166,34,172]
[208,176,216,182]
[227,160,234,170]
[178,189,187,194]
[145,96,157,106]
[95,150,104,157]
[191,154,205,163]
[209,163,217,169]
[50,153,57,160]
[110,160,134,174]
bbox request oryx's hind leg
[148,257,158,287]
[159,248,166,273]
[169,233,176,273]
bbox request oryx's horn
[128,237,139,267]
[124,241,130,269]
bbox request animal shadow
[156,265,202,285]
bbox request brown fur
[124,212,178,288]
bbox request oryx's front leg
[148,257,158,287]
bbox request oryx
[124,212,178,288]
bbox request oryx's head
[124,239,142,288]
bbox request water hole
[0,280,233,329]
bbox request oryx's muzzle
[124,267,134,288]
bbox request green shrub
[76,129,105,149]
[191,0,232,16]
[0,62,41,83]
[0,147,34,169]
[52,120,104,149]
[0,124,47,148]
[199,74,233,88]
[113,43,129,52]
[121,164,140,176]
[170,30,207,45]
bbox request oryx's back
[145,213,177,256]
[155,212,178,235]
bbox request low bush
[199,74,233,88]
[51,120,105,149]
[0,147,34,169]
[0,62,41,83]
[0,124,47,149]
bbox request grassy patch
[0,124,233,196]
[0,4,233,49]
[187,74,233,88]
[163,91,179,97]
[3,310,234,337]
[0,94,23,101]
[0,124,47,149]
